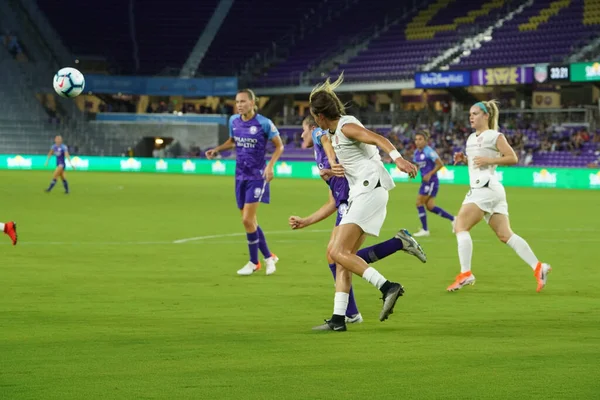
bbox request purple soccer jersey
[51,144,68,166]
[230,113,279,180]
[230,113,279,209]
[413,145,440,181]
[311,128,350,211]
[414,146,441,198]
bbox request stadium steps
[181,0,235,78]
[424,0,534,71]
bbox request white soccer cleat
[345,313,363,324]
[413,229,430,237]
[265,254,278,276]
[237,261,260,276]
[451,219,456,233]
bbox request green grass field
[1,170,599,399]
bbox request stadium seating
[456,0,600,68]
[199,0,350,76]
[251,0,398,87]
[252,0,599,86]
[319,0,517,83]
[36,0,220,74]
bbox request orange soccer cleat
[4,221,17,246]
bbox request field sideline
[1,170,599,399]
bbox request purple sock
[430,206,454,221]
[256,226,272,258]
[328,263,359,317]
[246,231,259,265]
[356,237,404,264]
[417,206,428,231]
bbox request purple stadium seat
[456,0,600,68]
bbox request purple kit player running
[412,130,455,237]
[289,115,426,325]
[44,135,73,194]
[206,89,284,276]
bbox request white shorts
[339,187,389,236]
[462,181,509,223]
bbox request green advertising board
[570,61,600,82]
[2,155,599,190]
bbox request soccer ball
[53,67,85,98]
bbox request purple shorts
[419,179,439,197]
[235,179,270,210]
[328,176,350,209]
[334,202,349,227]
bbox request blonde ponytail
[309,72,346,119]
[484,99,500,131]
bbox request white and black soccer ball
[53,67,85,98]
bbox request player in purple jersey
[288,115,426,325]
[412,130,455,237]
[44,135,74,194]
[206,89,284,276]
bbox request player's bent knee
[329,248,347,265]
[496,232,512,243]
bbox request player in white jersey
[308,74,427,331]
[447,100,551,292]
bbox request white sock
[333,292,349,316]
[0,222,4,231]
[456,231,473,273]
[506,234,539,270]
[361,267,387,289]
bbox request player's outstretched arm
[341,123,417,178]
[264,135,284,182]
[44,149,53,167]
[205,138,235,159]
[289,192,337,229]
[453,152,467,165]
[65,151,75,170]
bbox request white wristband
[389,149,402,161]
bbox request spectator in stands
[568,132,583,154]
[539,138,552,153]
[523,149,533,166]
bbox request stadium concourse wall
[2,155,600,190]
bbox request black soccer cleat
[379,283,405,322]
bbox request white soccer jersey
[329,115,395,199]
[465,129,502,188]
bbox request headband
[474,102,488,114]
